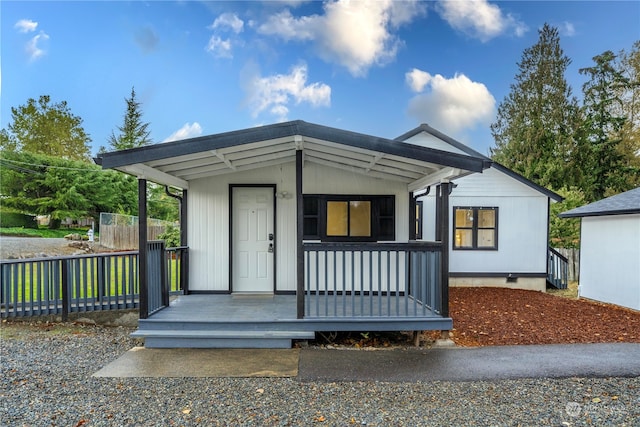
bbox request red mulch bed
[444,287,640,347]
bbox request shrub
[0,210,38,229]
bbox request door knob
[268,243,274,253]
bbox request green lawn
[2,255,181,303]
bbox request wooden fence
[554,248,580,281]
[99,224,167,250]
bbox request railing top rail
[166,246,189,251]
[549,247,569,262]
[0,250,139,265]
[303,241,442,252]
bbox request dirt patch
[313,287,640,348]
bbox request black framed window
[453,207,498,250]
[303,195,395,242]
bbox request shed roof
[559,187,640,218]
[396,124,563,201]
[98,120,490,191]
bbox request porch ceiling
[98,120,490,190]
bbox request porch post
[296,149,304,319]
[138,178,149,319]
[181,189,189,294]
[438,181,451,318]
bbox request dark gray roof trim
[99,120,489,173]
[559,187,640,218]
[396,124,563,202]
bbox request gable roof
[395,124,563,202]
[559,187,640,218]
[98,120,490,190]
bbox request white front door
[231,187,275,293]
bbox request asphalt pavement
[95,342,640,381]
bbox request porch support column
[138,178,149,319]
[438,181,451,318]
[181,189,189,294]
[296,149,304,319]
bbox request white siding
[420,167,549,274]
[402,133,469,155]
[579,214,640,311]
[188,161,410,292]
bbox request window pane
[304,218,318,237]
[327,201,348,236]
[349,201,371,237]
[455,229,473,248]
[380,218,394,240]
[455,208,473,227]
[379,197,394,216]
[304,197,318,215]
[478,229,496,248]
[478,209,495,227]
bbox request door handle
[268,243,274,253]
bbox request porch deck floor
[149,294,444,322]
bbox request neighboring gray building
[560,187,640,311]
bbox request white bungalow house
[98,120,490,348]
[395,125,565,292]
[560,187,640,311]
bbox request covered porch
[98,120,489,348]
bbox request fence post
[61,259,70,322]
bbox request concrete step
[132,329,315,349]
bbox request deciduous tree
[1,96,91,161]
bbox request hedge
[0,211,38,229]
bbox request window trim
[303,194,395,242]
[453,206,499,251]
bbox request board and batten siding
[579,214,640,311]
[188,161,410,292]
[419,167,549,275]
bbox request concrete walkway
[94,343,640,381]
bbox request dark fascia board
[98,120,488,173]
[396,124,563,202]
[559,208,640,218]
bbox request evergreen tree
[106,87,152,151]
[490,24,581,190]
[578,51,631,201]
[1,96,91,161]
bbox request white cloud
[206,36,233,58]
[243,63,331,122]
[210,13,244,34]
[406,68,432,93]
[258,0,426,77]
[26,32,49,61]
[15,19,38,33]
[163,122,203,142]
[559,21,576,37]
[406,70,495,135]
[436,0,527,42]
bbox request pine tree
[490,24,581,190]
[107,87,152,151]
[578,51,632,201]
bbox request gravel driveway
[1,323,638,426]
[0,237,106,260]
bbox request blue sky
[2,1,639,156]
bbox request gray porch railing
[548,247,569,289]
[303,242,443,318]
[0,245,186,319]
